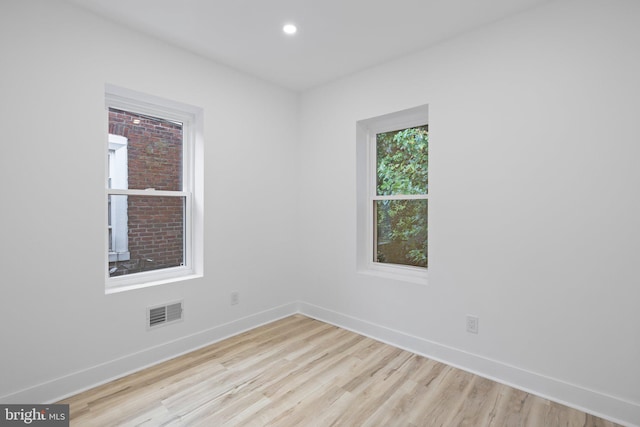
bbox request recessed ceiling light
[283,24,297,35]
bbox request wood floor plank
[446,376,502,427]
[58,314,623,427]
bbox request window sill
[358,262,428,286]
[105,272,202,295]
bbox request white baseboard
[297,301,639,427]
[3,300,637,426]
[0,302,298,405]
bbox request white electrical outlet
[466,315,479,334]
[230,292,240,305]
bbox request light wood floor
[59,315,621,426]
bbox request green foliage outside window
[376,126,428,267]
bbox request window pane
[108,108,183,191]
[108,195,185,277]
[375,199,427,268]
[376,125,428,195]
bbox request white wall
[298,0,640,424]
[0,0,299,403]
[2,0,639,425]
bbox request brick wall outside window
[109,109,184,276]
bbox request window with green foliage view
[374,125,428,268]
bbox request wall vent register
[147,301,183,329]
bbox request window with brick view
[107,108,186,278]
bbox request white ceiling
[65,0,554,91]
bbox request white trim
[5,300,637,427]
[359,260,429,285]
[297,302,640,427]
[106,266,198,293]
[107,189,189,197]
[105,84,201,124]
[372,194,428,200]
[364,106,429,135]
[0,302,298,405]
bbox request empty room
[0,0,638,425]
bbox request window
[357,105,428,283]
[375,125,428,267]
[105,85,203,292]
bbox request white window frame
[105,84,204,293]
[356,105,429,284]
